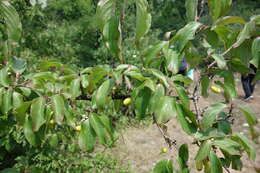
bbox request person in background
[241,63,257,101]
[178,58,194,80]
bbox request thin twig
[192,72,201,117]
[153,115,177,149]
[224,166,231,173]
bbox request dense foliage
[0,0,260,172]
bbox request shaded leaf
[14,101,32,125]
[134,87,152,119]
[24,116,37,146]
[212,138,241,155]
[78,120,96,152]
[201,103,227,129]
[201,76,210,97]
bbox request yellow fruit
[210,85,221,94]
[49,119,55,124]
[123,98,131,105]
[75,125,81,131]
[161,147,168,153]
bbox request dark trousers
[241,64,257,98]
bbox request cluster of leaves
[0,0,260,172]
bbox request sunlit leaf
[95,79,114,109]
[209,151,223,173]
[185,0,198,21]
[195,140,212,161]
[31,97,46,132]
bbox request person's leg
[241,75,252,98]
[248,73,256,94]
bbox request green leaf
[24,116,37,146]
[232,133,256,161]
[136,0,151,42]
[1,89,12,115]
[176,104,197,135]
[31,97,46,132]
[201,76,210,98]
[208,0,232,22]
[0,88,4,108]
[212,16,246,29]
[89,113,115,147]
[149,84,165,113]
[201,103,227,129]
[124,70,147,81]
[195,160,203,171]
[172,75,193,86]
[0,168,19,173]
[96,0,115,30]
[209,151,223,173]
[49,134,59,147]
[185,0,198,21]
[234,20,255,48]
[51,95,65,124]
[179,144,189,163]
[163,48,182,74]
[0,1,22,41]
[102,16,122,61]
[78,120,96,152]
[253,70,260,83]
[174,84,190,108]
[231,155,242,170]
[143,41,168,66]
[171,21,202,52]
[70,78,81,98]
[95,79,114,109]
[14,101,32,125]
[154,96,177,124]
[195,140,212,161]
[134,87,152,119]
[148,68,169,88]
[212,138,241,155]
[0,67,10,87]
[211,54,226,68]
[217,120,231,134]
[12,91,23,109]
[11,57,27,74]
[251,37,260,68]
[64,109,75,127]
[215,81,237,102]
[227,58,252,74]
[81,74,89,88]
[18,87,32,97]
[239,106,258,126]
[153,159,174,173]
[195,128,226,141]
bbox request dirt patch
[104,79,260,173]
